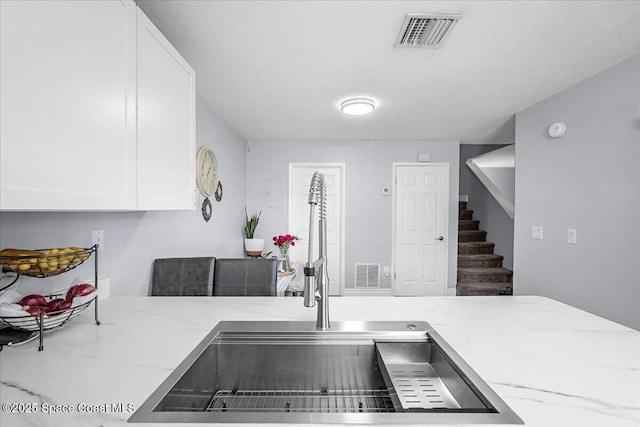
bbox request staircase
[457,201,513,296]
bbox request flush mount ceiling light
[340,98,376,116]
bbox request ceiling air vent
[395,14,461,48]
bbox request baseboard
[342,288,393,296]
[342,288,456,297]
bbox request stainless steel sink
[129,321,522,424]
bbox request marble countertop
[0,296,638,426]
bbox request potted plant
[243,208,264,256]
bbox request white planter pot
[244,238,264,256]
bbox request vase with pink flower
[272,234,299,272]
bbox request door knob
[436,236,444,241]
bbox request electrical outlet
[92,229,104,250]
[568,228,577,244]
[531,226,543,240]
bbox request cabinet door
[136,9,196,210]
[0,0,136,210]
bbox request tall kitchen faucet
[303,171,330,330]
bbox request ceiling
[136,1,640,143]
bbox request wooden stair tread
[458,254,503,260]
[457,282,512,288]
[458,230,487,242]
[458,254,504,261]
[458,267,513,274]
[457,253,504,268]
[458,241,495,255]
[456,282,513,296]
[458,211,473,221]
[458,220,480,230]
[457,268,513,283]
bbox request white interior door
[289,164,344,295]
[393,163,449,296]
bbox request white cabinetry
[0,0,136,210]
[137,9,196,210]
[0,1,195,211]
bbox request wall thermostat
[548,122,566,138]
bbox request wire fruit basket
[0,292,97,332]
[0,246,96,278]
[0,245,100,351]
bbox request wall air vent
[395,14,461,48]
[355,264,380,288]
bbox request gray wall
[514,54,639,330]
[0,97,247,296]
[245,141,460,291]
[459,145,514,269]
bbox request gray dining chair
[151,257,215,296]
[213,258,277,296]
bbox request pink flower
[272,233,300,249]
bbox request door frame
[288,162,346,295]
[391,162,450,296]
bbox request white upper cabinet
[136,9,196,211]
[0,0,136,210]
[0,1,195,211]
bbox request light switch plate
[532,226,543,240]
[383,266,390,278]
[265,180,278,208]
[568,228,577,244]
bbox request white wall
[482,167,515,206]
[245,141,460,291]
[514,54,639,330]
[0,97,247,296]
